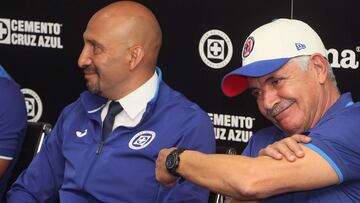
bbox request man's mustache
[267,99,296,117]
[84,67,98,74]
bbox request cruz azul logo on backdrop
[199,29,233,69]
[0,18,63,49]
[21,88,43,122]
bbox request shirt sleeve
[305,106,360,183]
[157,107,216,203]
[0,79,27,159]
[7,110,66,202]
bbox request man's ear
[129,45,144,70]
[310,54,329,84]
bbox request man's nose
[262,88,280,110]
[78,46,91,68]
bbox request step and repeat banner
[0,0,359,153]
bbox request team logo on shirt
[129,131,156,150]
[76,129,88,137]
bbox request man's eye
[93,46,102,54]
[271,78,282,86]
[251,89,261,98]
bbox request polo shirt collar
[117,70,158,119]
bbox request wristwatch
[165,147,185,177]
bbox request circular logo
[199,29,233,69]
[21,88,43,122]
[0,21,9,40]
[242,36,255,58]
[128,131,156,150]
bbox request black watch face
[166,153,176,169]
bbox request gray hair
[289,55,337,86]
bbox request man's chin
[87,84,101,95]
[278,123,301,135]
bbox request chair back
[6,122,52,189]
[208,146,238,203]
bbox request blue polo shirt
[0,67,27,198]
[243,93,360,202]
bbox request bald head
[90,1,162,68]
[78,1,163,99]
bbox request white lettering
[328,48,359,69]
[227,130,253,142]
[228,129,236,141]
[224,115,231,127]
[10,19,62,35]
[11,33,36,46]
[214,128,227,140]
[341,49,359,69]
[209,113,255,129]
[245,117,254,129]
[11,20,18,31]
[37,36,63,49]
[37,35,45,47]
[53,23,61,35]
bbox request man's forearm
[172,146,338,200]
[176,150,260,200]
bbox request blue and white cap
[222,18,327,97]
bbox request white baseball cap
[221,18,327,97]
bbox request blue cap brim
[221,58,290,97]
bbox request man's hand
[156,147,178,187]
[258,134,311,162]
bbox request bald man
[7,1,215,202]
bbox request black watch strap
[165,147,185,177]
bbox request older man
[156,19,360,202]
[7,1,215,202]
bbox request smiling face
[248,56,329,135]
[78,12,133,98]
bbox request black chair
[5,122,52,192]
[208,146,238,203]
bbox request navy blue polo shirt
[0,69,27,197]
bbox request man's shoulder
[309,101,360,145]
[158,82,206,114]
[60,95,86,118]
[318,101,360,129]
[62,90,106,113]
[0,77,20,93]
[342,101,360,116]
[0,78,24,108]
[152,82,212,130]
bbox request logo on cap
[295,43,306,51]
[242,36,255,58]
